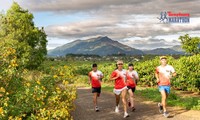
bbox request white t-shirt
[156,64,175,85]
[89,70,103,87]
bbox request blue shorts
[158,86,170,94]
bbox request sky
[1,0,200,50]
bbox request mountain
[48,36,144,56]
[170,45,184,52]
[143,47,185,55]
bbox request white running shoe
[124,112,129,118]
[115,106,119,113]
[95,106,99,112]
[163,111,170,118]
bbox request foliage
[0,39,30,86]
[179,34,200,55]
[0,42,76,119]
[172,54,200,92]
[0,2,47,69]
[0,65,76,119]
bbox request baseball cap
[117,60,123,65]
[160,56,167,60]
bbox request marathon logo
[158,11,190,23]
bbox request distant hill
[48,36,144,56]
[143,47,185,55]
[170,45,184,52]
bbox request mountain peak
[94,36,111,41]
[98,36,113,42]
[48,36,143,56]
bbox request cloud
[18,0,152,12]
[18,0,200,16]
[44,16,200,39]
[121,38,181,50]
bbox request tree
[0,2,47,69]
[179,34,200,55]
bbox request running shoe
[95,106,99,112]
[158,103,163,113]
[124,112,129,118]
[115,106,119,113]
[131,107,136,112]
[163,111,170,118]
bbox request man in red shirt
[155,56,176,118]
[110,60,129,118]
[88,63,103,112]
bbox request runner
[110,60,129,118]
[126,63,139,112]
[88,63,103,112]
[155,56,176,118]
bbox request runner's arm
[155,72,159,83]
[100,72,104,79]
[171,66,176,77]
[155,68,160,83]
[88,73,92,85]
[110,72,119,80]
[135,72,139,84]
[172,72,176,77]
[134,72,139,80]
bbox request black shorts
[92,87,101,93]
[127,86,136,93]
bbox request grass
[101,84,113,92]
[135,88,200,110]
[101,85,200,110]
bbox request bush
[0,57,76,119]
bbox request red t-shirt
[155,65,175,86]
[111,69,126,89]
[88,70,103,87]
[126,70,139,88]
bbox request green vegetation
[179,34,200,55]
[0,2,75,119]
[0,2,47,69]
[135,88,200,110]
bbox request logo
[158,11,190,23]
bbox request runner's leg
[128,89,134,108]
[160,90,167,112]
[93,92,98,108]
[115,94,120,106]
[121,89,127,113]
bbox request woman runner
[110,60,129,118]
[126,63,139,112]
